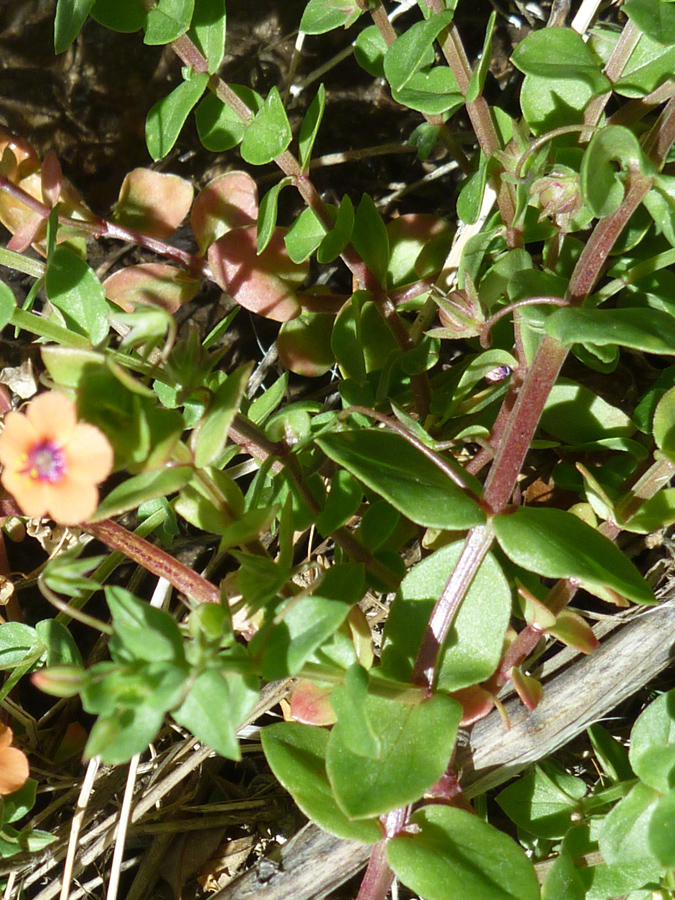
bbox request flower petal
[0,411,37,468]
[0,725,13,750]
[64,424,114,483]
[26,392,77,443]
[1,469,50,518]
[45,474,99,525]
[0,747,29,795]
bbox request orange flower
[0,392,113,525]
[0,724,29,796]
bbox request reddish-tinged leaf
[208,226,307,322]
[191,171,258,254]
[277,312,335,376]
[103,263,199,313]
[7,212,47,253]
[112,169,194,240]
[510,667,543,711]
[547,609,599,655]
[41,150,63,208]
[0,131,92,250]
[287,680,337,726]
[451,685,496,726]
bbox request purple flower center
[22,441,66,484]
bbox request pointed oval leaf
[316,429,485,530]
[112,168,194,240]
[146,72,208,161]
[261,722,382,843]
[91,467,194,521]
[387,805,540,900]
[326,692,462,819]
[629,687,675,793]
[380,541,511,691]
[493,507,654,605]
[55,0,97,53]
[189,0,227,73]
[299,84,326,170]
[190,170,258,254]
[45,247,110,344]
[144,0,194,44]
[240,87,291,166]
[103,263,199,313]
[300,0,362,34]
[599,780,661,866]
[173,666,259,760]
[193,361,253,468]
[208,225,307,322]
[195,85,263,152]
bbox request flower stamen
[21,441,66,484]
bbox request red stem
[84,519,221,605]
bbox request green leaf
[354,25,388,77]
[652,384,675,459]
[546,307,675,356]
[380,542,511,691]
[0,281,17,330]
[392,68,463,116]
[622,488,675,533]
[648,788,675,866]
[541,849,586,900]
[315,470,363,535]
[195,86,263,152]
[258,178,292,254]
[240,87,292,166]
[493,507,655,606]
[466,11,496,102]
[298,84,326,170]
[91,0,146,32]
[92,467,194,520]
[457,154,488,225]
[326,692,461,818]
[106,586,185,663]
[387,806,540,900]
[599,781,661,866]
[580,126,650,218]
[193,361,252,468]
[285,207,327,263]
[300,0,362,34]
[330,664,380,758]
[144,0,194,44]
[146,72,209,161]
[35,620,83,668]
[616,31,675,97]
[317,195,354,264]
[254,564,365,679]
[351,194,390,286]
[624,0,675,44]
[188,0,226,74]
[384,11,454,93]
[261,723,382,843]
[2,779,37,825]
[0,624,39,669]
[173,665,259,759]
[45,247,110,344]
[519,73,596,135]
[86,705,166,764]
[248,371,288,424]
[55,0,97,52]
[496,763,587,839]
[511,27,611,90]
[629,687,675,793]
[539,378,634,444]
[316,429,485,530]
